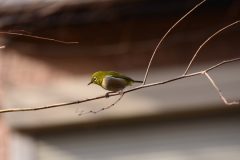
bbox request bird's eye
[93,77,97,81]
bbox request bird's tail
[133,80,143,83]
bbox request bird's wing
[107,71,134,82]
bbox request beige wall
[0,117,9,160]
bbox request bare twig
[205,58,240,72]
[0,95,106,113]
[79,93,125,116]
[0,57,239,114]
[204,72,239,105]
[142,0,206,85]
[183,20,240,75]
[0,31,79,44]
[0,46,5,49]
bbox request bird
[88,71,143,92]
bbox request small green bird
[88,71,143,92]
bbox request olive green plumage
[88,71,142,92]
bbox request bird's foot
[105,90,124,98]
[105,92,113,98]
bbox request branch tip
[183,20,240,75]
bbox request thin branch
[0,31,79,44]
[0,46,5,49]
[79,93,125,116]
[205,58,240,72]
[204,72,239,105]
[183,20,240,75]
[0,57,239,114]
[142,0,206,85]
[0,95,106,113]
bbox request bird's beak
[88,81,93,85]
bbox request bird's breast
[102,76,128,92]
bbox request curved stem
[183,20,240,75]
[142,0,206,84]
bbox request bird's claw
[105,92,111,98]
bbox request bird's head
[88,71,105,86]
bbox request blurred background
[0,0,240,159]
